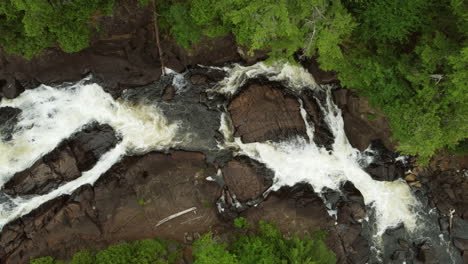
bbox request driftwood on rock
[155,207,197,227]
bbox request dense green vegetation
[0,0,466,162]
[0,0,114,59]
[157,0,467,163]
[193,219,336,264]
[29,219,335,264]
[30,238,180,264]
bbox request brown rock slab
[222,158,272,202]
[3,124,118,196]
[228,83,307,143]
[0,151,224,263]
[333,88,394,151]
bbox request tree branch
[151,0,166,75]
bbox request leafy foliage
[30,239,180,264]
[0,0,115,59]
[193,221,336,264]
[233,217,249,229]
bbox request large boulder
[68,124,119,171]
[2,124,119,195]
[1,79,24,99]
[228,82,307,143]
[222,157,273,202]
[364,140,406,182]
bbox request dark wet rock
[417,243,439,264]
[222,157,273,202]
[421,169,468,217]
[454,238,468,251]
[364,140,406,181]
[333,88,394,151]
[453,217,468,240]
[298,56,338,85]
[190,74,208,85]
[3,123,119,196]
[228,82,307,143]
[391,250,407,261]
[0,107,21,141]
[3,146,80,195]
[301,89,334,149]
[162,84,175,101]
[398,239,410,249]
[463,251,468,264]
[439,217,450,232]
[1,79,25,99]
[188,66,227,84]
[122,73,228,163]
[216,186,247,220]
[0,79,6,91]
[68,123,119,171]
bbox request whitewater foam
[216,63,419,236]
[0,79,178,229]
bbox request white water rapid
[216,62,420,237]
[0,78,179,229]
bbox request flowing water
[0,63,463,263]
[214,63,419,237]
[0,77,179,228]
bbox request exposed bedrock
[221,157,273,203]
[227,81,308,143]
[333,88,394,152]
[0,151,358,264]
[301,89,335,149]
[0,151,221,263]
[363,140,407,182]
[2,123,119,196]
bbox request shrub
[233,217,249,229]
[30,239,179,264]
[193,221,336,264]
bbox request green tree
[0,0,114,59]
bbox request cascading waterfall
[0,77,179,229]
[0,62,462,263]
[216,62,463,263]
[215,62,420,236]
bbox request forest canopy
[0,0,466,162]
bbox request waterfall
[0,78,179,229]
[215,63,419,236]
[0,62,462,263]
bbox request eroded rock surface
[333,88,394,151]
[222,157,273,202]
[301,89,334,149]
[0,151,222,263]
[228,82,307,143]
[2,124,119,195]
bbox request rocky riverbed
[0,2,467,263]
